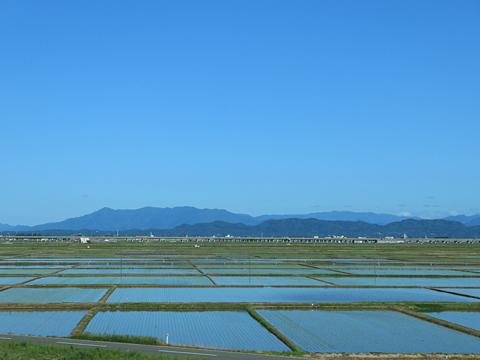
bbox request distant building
[80,237,90,244]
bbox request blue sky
[1,0,479,225]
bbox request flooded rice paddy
[105,287,475,303]
[0,277,33,285]
[200,268,337,275]
[211,276,326,286]
[439,288,480,298]
[60,268,200,275]
[421,311,480,332]
[85,310,290,351]
[0,311,87,337]
[0,268,61,275]
[316,276,480,287]
[30,275,214,285]
[1,249,480,354]
[0,287,108,302]
[257,310,480,353]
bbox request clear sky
[1,0,479,226]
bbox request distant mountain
[20,218,479,239]
[255,211,418,226]
[158,218,480,238]
[442,214,480,227]
[1,207,416,232]
[466,217,480,227]
[25,206,258,231]
[0,223,30,232]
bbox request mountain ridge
[10,218,480,239]
[1,206,479,232]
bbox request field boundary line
[393,307,480,338]
[205,275,218,285]
[306,276,337,286]
[70,307,99,336]
[0,285,12,293]
[429,287,480,300]
[189,262,206,275]
[98,286,116,303]
[14,276,43,286]
[246,306,303,353]
[315,267,352,275]
[50,267,73,275]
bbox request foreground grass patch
[0,340,204,360]
[71,332,164,346]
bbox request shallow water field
[77,264,193,268]
[201,268,337,275]
[257,310,480,353]
[84,310,289,352]
[4,258,187,263]
[320,259,395,263]
[106,287,476,303]
[211,276,326,286]
[60,268,200,275]
[316,277,480,287]
[439,288,480,298]
[341,269,473,276]
[0,310,87,337]
[0,287,108,303]
[198,264,304,269]
[421,311,480,331]
[30,276,214,286]
[0,268,60,275]
[0,277,33,285]
[0,265,67,268]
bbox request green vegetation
[0,340,205,360]
[71,332,164,346]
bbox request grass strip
[245,305,304,355]
[204,275,218,285]
[0,339,202,359]
[99,286,117,303]
[70,306,99,336]
[71,332,165,346]
[0,285,12,293]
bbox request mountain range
[1,206,480,238]
[0,206,428,231]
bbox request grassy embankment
[0,340,203,360]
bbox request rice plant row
[316,276,480,287]
[257,310,480,353]
[0,287,109,303]
[30,276,213,286]
[105,287,477,303]
[60,269,201,275]
[0,310,88,337]
[421,311,480,332]
[84,310,290,352]
[0,277,34,285]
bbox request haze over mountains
[1,206,479,232]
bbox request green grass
[0,340,205,360]
[71,333,164,346]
